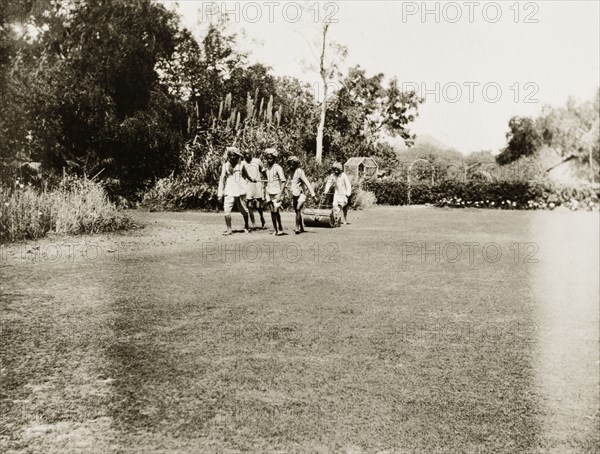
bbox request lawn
[1,206,598,453]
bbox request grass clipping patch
[1,176,132,243]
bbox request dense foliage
[0,0,424,201]
[1,0,190,197]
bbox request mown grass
[0,207,598,453]
[0,177,131,243]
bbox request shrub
[0,176,132,243]
[363,178,409,205]
[408,183,433,205]
[352,189,377,210]
[141,174,220,212]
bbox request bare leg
[224,214,233,235]
[248,203,256,228]
[333,206,342,225]
[238,197,250,233]
[342,205,349,224]
[297,199,306,232]
[270,211,279,234]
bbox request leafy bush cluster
[1,176,131,243]
[363,178,600,211]
[351,189,377,210]
[141,176,219,212]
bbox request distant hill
[414,134,456,151]
[388,133,456,152]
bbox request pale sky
[159,1,600,153]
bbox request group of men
[217,146,352,236]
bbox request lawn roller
[303,192,342,228]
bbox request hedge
[363,178,600,211]
[143,175,600,212]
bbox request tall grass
[0,176,132,243]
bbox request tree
[0,0,61,181]
[496,117,542,165]
[325,65,423,162]
[315,23,329,164]
[0,0,189,196]
[497,93,600,182]
[537,94,599,179]
[156,15,261,140]
[300,18,346,164]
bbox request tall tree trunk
[315,24,329,164]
